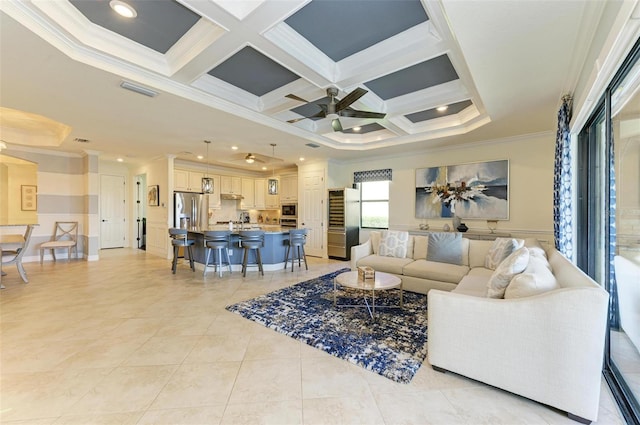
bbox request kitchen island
[186,226,291,272]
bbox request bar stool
[203,230,232,277]
[284,228,308,272]
[239,230,265,277]
[169,228,195,274]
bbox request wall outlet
[228,249,233,256]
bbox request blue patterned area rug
[226,268,428,383]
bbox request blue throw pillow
[427,232,463,265]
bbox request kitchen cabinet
[241,178,255,209]
[254,178,266,209]
[221,176,242,194]
[280,175,298,202]
[174,169,204,192]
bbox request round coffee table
[333,270,403,319]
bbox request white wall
[334,132,556,243]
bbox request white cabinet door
[174,169,189,191]
[221,176,242,194]
[175,169,204,192]
[188,171,204,192]
[241,178,255,209]
[254,178,266,209]
[208,175,221,209]
[281,175,298,202]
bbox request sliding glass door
[577,39,640,424]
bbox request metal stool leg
[256,248,264,276]
[284,244,290,270]
[216,247,223,278]
[242,247,249,277]
[172,245,179,274]
[203,247,211,276]
[187,246,195,271]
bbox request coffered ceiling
[0,0,601,169]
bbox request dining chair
[1,224,36,283]
[39,221,78,264]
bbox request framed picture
[415,160,509,219]
[21,185,37,211]
[147,185,159,206]
[268,178,278,195]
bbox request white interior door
[100,174,126,249]
[300,169,324,257]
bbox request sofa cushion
[453,274,490,297]
[486,247,530,298]
[413,235,428,260]
[469,240,494,268]
[504,255,558,299]
[378,230,410,258]
[427,232,463,265]
[403,259,470,284]
[485,238,521,270]
[524,238,548,260]
[357,254,414,275]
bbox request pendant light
[201,140,214,194]
[268,143,278,195]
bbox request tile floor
[0,248,626,424]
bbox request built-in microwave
[281,203,297,218]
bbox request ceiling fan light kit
[286,87,386,132]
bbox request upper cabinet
[280,175,298,202]
[207,175,221,209]
[221,176,242,194]
[240,178,255,209]
[254,178,266,209]
[174,169,204,192]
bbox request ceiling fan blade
[332,118,343,132]
[285,94,309,103]
[336,87,368,111]
[339,109,386,119]
[287,109,326,124]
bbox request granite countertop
[187,225,289,234]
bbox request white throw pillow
[486,247,530,298]
[504,255,558,299]
[378,231,410,258]
[485,238,521,270]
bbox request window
[360,180,389,228]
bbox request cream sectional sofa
[351,231,609,424]
[351,230,497,294]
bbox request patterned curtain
[608,126,619,328]
[553,95,573,258]
[354,168,392,183]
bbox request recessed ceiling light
[299,157,305,161]
[110,0,137,18]
[116,158,124,162]
[436,105,448,112]
[231,146,238,150]
[353,126,361,132]
[197,155,204,160]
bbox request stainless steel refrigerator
[174,191,206,229]
[327,188,360,260]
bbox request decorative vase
[457,223,468,232]
[452,215,462,230]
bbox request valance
[353,168,392,183]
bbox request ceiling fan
[227,152,283,164]
[286,87,386,131]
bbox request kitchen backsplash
[208,199,279,224]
